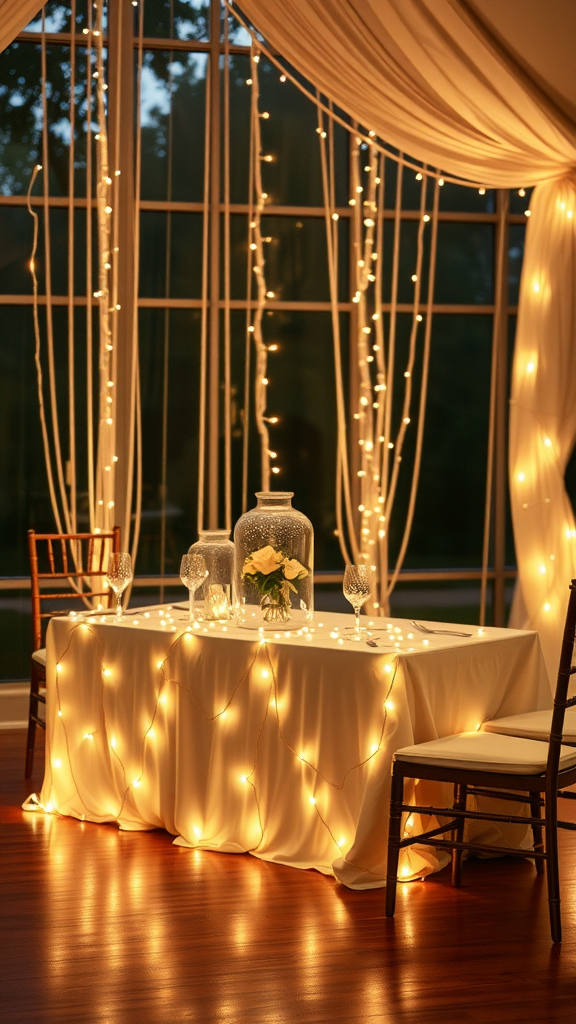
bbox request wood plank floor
[2,728,576,1023]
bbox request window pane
[508,224,525,307]
[381,219,431,305]
[0,306,64,575]
[389,579,514,627]
[138,307,201,574]
[22,1,87,34]
[438,180,495,214]
[0,206,95,296]
[140,50,207,202]
[252,58,349,208]
[509,187,533,215]
[395,314,492,568]
[232,309,346,570]
[0,42,95,199]
[139,211,203,297]
[227,55,349,207]
[0,207,36,294]
[434,223,494,304]
[142,0,210,43]
[227,214,348,303]
[226,12,253,46]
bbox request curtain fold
[238,0,576,187]
[239,0,576,679]
[0,1,45,52]
[509,177,576,673]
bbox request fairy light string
[196,42,211,532]
[317,102,357,565]
[92,0,117,534]
[383,171,427,525]
[28,0,143,581]
[68,0,78,535]
[28,163,64,536]
[241,49,256,514]
[319,118,438,614]
[249,46,273,491]
[85,1,95,531]
[40,9,73,537]
[387,175,440,602]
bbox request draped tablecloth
[33,608,550,889]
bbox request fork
[409,620,472,638]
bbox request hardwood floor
[2,728,576,1023]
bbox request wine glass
[106,553,133,621]
[180,554,209,622]
[343,565,372,639]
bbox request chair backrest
[28,527,121,651]
[547,580,576,788]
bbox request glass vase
[233,492,314,629]
[188,530,235,619]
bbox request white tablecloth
[35,608,550,888]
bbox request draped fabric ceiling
[239,0,576,681]
[0,0,45,50]
[1,0,575,677]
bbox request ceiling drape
[0,0,45,51]
[239,0,576,680]
[237,0,576,188]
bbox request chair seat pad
[482,708,576,743]
[31,648,47,667]
[393,731,576,774]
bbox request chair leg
[451,782,467,887]
[545,792,562,943]
[24,713,36,779]
[386,766,405,917]
[25,662,40,779]
[529,794,544,875]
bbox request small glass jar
[188,530,235,618]
[233,492,314,629]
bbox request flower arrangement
[241,544,309,623]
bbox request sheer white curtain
[240,0,576,679]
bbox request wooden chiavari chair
[386,579,576,943]
[25,527,120,777]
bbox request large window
[0,0,534,680]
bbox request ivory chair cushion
[31,648,46,667]
[393,731,576,774]
[482,708,576,744]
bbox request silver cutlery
[409,620,472,638]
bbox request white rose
[244,545,283,576]
[283,557,307,580]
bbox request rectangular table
[33,608,550,888]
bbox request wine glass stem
[355,607,361,637]
[115,592,123,621]
[189,588,194,622]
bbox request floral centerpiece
[241,544,309,623]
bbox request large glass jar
[188,530,235,619]
[233,492,314,629]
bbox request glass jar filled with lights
[188,530,235,619]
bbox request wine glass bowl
[106,553,133,620]
[343,565,372,639]
[180,553,209,622]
